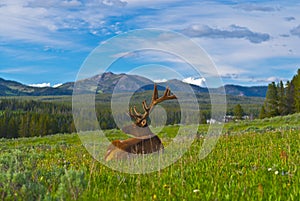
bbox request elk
[104,84,177,161]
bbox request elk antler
[129,84,177,127]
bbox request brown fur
[104,134,164,161]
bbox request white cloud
[29,83,51,87]
[102,0,127,7]
[290,25,300,37]
[182,77,206,87]
[284,16,296,21]
[154,79,167,83]
[0,2,69,46]
[0,66,50,74]
[0,67,32,73]
[0,0,124,47]
[53,83,63,88]
[233,3,280,12]
[266,76,280,82]
[182,24,270,43]
[61,0,82,7]
[112,51,134,58]
[124,0,182,7]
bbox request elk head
[104,84,177,161]
[129,84,176,128]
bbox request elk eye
[141,119,147,127]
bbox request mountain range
[0,72,268,97]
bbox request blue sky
[0,0,300,87]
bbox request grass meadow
[0,114,299,200]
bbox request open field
[0,114,299,200]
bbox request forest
[0,100,75,138]
[260,69,300,118]
[0,96,261,139]
[0,97,183,138]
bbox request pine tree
[19,114,30,137]
[292,69,300,112]
[38,115,47,136]
[7,118,19,138]
[233,104,244,120]
[277,80,286,115]
[285,80,295,114]
[259,106,266,119]
[29,113,38,137]
[0,111,9,137]
[264,82,279,117]
[200,111,207,124]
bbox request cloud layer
[290,25,300,37]
[183,24,270,43]
[0,0,300,86]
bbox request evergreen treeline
[0,99,75,138]
[0,99,185,139]
[260,69,300,118]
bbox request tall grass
[0,114,299,200]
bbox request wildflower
[193,189,200,193]
[275,171,279,175]
[267,168,272,171]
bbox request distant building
[223,115,252,123]
[207,119,217,124]
[223,115,234,123]
[207,115,252,124]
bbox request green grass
[0,114,299,200]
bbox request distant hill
[0,73,267,97]
[213,84,268,97]
[0,78,72,96]
[64,72,153,94]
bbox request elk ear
[122,124,153,137]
